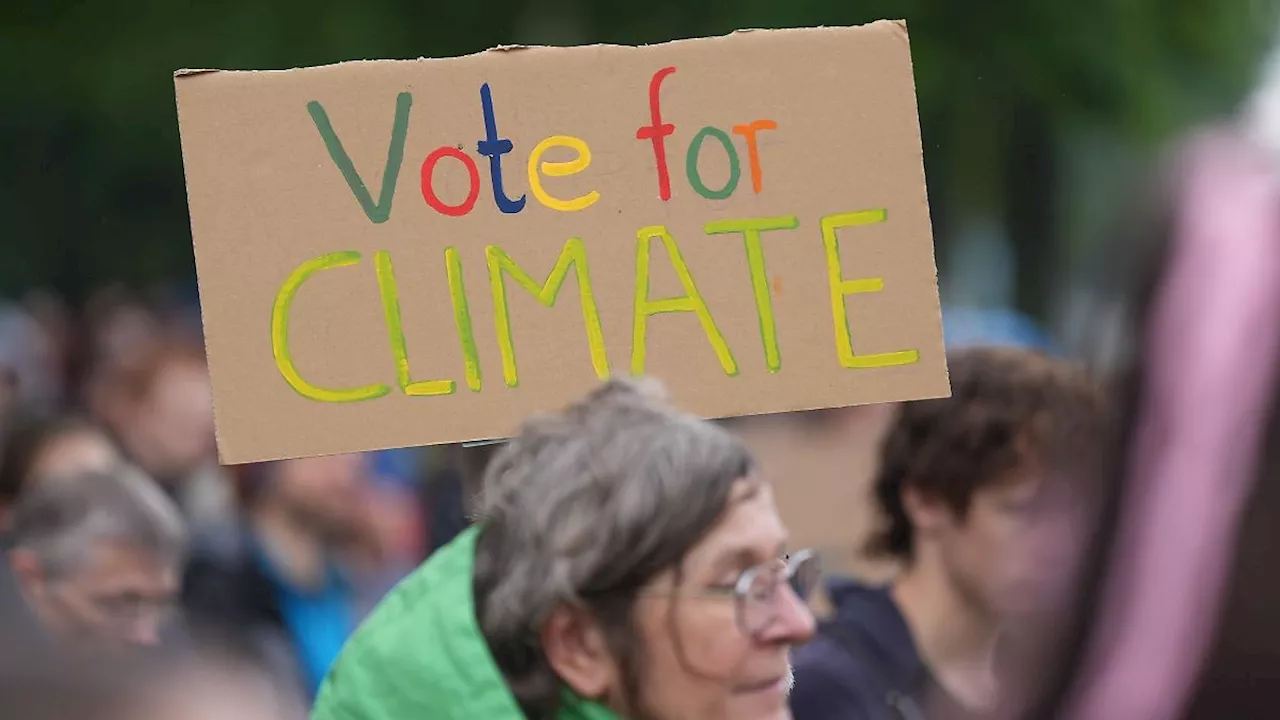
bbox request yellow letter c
[271,251,392,403]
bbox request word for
[271,211,920,402]
[306,66,777,223]
[636,66,777,201]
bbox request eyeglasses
[661,549,821,639]
[92,592,180,625]
[61,588,182,633]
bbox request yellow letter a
[632,225,737,377]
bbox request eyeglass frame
[47,579,182,635]
[642,548,821,640]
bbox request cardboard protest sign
[176,19,949,464]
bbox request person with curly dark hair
[790,347,1109,720]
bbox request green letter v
[307,92,412,224]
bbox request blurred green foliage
[0,0,1276,310]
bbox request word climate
[274,66,922,402]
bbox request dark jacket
[180,521,309,699]
[790,578,936,720]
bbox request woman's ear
[540,604,618,700]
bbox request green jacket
[312,526,620,720]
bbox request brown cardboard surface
[175,20,949,464]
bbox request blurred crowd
[0,287,484,716]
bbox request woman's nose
[760,581,816,644]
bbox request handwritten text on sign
[176,22,949,463]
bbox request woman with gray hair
[313,378,820,720]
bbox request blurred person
[726,305,1060,600]
[0,363,15,424]
[80,292,161,433]
[23,290,79,398]
[104,340,232,529]
[110,342,213,483]
[134,633,306,720]
[182,452,384,704]
[353,476,424,614]
[1016,54,1280,720]
[0,302,61,416]
[82,288,163,375]
[6,464,186,652]
[357,449,432,593]
[0,522,50,665]
[0,651,136,720]
[420,441,499,553]
[0,633,299,720]
[0,409,120,529]
[790,348,1108,720]
[311,378,819,720]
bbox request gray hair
[472,377,755,718]
[9,464,187,577]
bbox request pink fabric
[1063,131,1280,720]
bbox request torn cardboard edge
[173,19,907,79]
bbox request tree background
[2,0,1277,334]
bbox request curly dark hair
[867,346,1110,561]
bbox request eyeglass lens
[738,551,820,636]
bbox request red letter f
[636,66,677,202]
